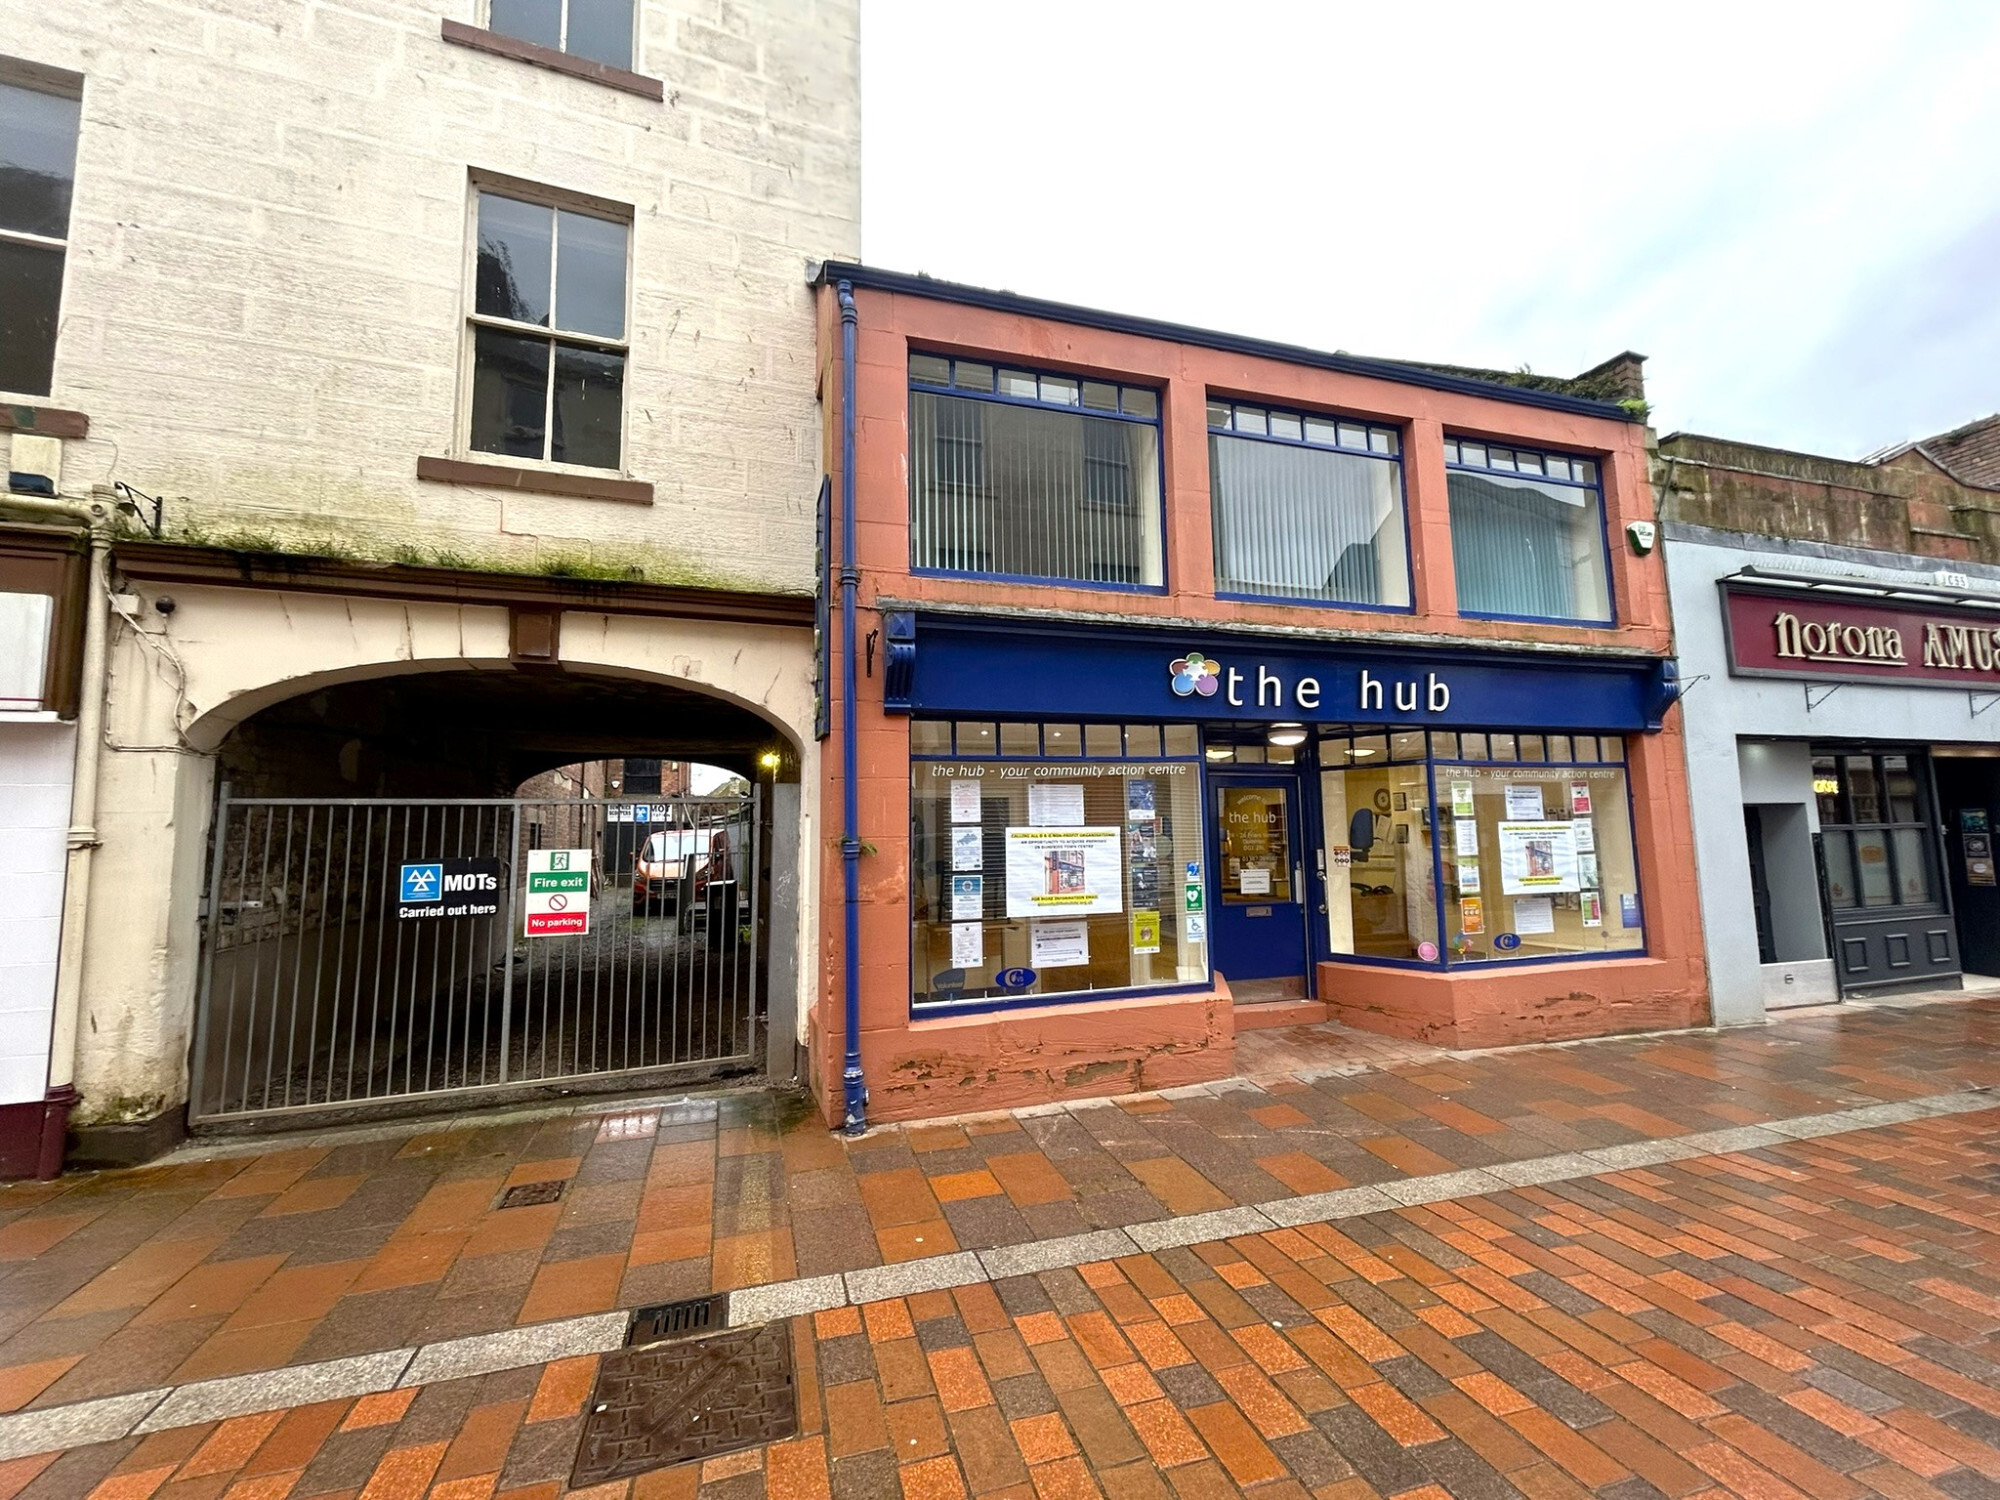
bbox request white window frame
[457,169,635,475]
[0,56,84,402]
[487,0,639,70]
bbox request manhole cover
[629,1294,728,1345]
[572,1322,797,1488]
[497,1180,566,1209]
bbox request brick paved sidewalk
[0,998,1994,1427]
[10,1098,2000,1500]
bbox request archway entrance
[189,668,798,1126]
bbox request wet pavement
[2,994,1999,1497]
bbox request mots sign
[1724,584,2000,686]
[396,858,502,920]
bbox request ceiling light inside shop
[1205,746,1234,761]
[1267,723,1306,747]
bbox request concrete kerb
[0,1085,1991,1463]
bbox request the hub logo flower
[1170,652,1221,697]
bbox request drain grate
[629,1294,728,1346]
[572,1322,797,1487]
[496,1179,566,1209]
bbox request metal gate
[190,789,762,1124]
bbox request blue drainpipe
[837,279,867,1135]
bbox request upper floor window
[1207,401,1409,610]
[468,186,629,471]
[489,0,634,69]
[908,354,1164,591]
[1445,439,1611,624]
[0,63,82,398]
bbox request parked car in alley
[631,829,710,915]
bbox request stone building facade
[0,0,858,1168]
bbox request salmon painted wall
[810,279,1707,1125]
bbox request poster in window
[1005,826,1124,917]
[1570,783,1593,816]
[952,828,983,872]
[950,874,983,921]
[1620,893,1642,928]
[1129,828,1157,862]
[950,921,984,969]
[1581,891,1603,927]
[1459,897,1484,934]
[1030,919,1090,968]
[1451,781,1475,818]
[1240,867,1271,895]
[1184,912,1207,942]
[1504,784,1545,820]
[1457,857,1480,894]
[1131,909,1161,955]
[1127,780,1157,824]
[1028,783,1086,827]
[950,780,982,824]
[1455,818,1480,857]
[1513,896,1556,935]
[1574,819,1596,853]
[1131,864,1159,907]
[1578,853,1599,890]
[1498,822,1580,894]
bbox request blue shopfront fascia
[881,612,1680,732]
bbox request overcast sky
[861,2,2000,460]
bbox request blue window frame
[908,719,1207,1014]
[1208,400,1411,611]
[908,354,1165,592]
[1445,438,1613,625]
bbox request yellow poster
[1131,909,1160,955]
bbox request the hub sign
[397,858,502,920]
[525,848,592,937]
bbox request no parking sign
[525,848,591,936]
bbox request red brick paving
[3,1001,1998,1421]
[7,1102,2000,1497]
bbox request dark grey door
[1813,748,1959,995]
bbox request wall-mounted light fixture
[1267,723,1306,747]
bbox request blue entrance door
[1208,774,1309,988]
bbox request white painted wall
[1666,524,2000,1026]
[4,0,859,592]
[0,723,74,1104]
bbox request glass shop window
[1444,439,1611,625]
[908,721,1204,1009]
[1319,729,1646,966]
[1813,749,1937,911]
[489,0,634,69]
[468,186,630,470]
[1208,401,1410,609]
[908,354,1164,590]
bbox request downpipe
[837,280,867,1135]
[1,494,112,1176]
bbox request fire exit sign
[525,848,591,936]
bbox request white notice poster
[950,781,982,824]
[1504,784,1546,821]
[1513,896,1556,935]
[1451,781,1475,818]
[1028,783,1086,827]
[1005,826,1124,917]
[1030,919,1090,968]
[950,874,983,920]
[951,921,984,968]
[1497,822,1581,895]
[1455,818,1480,857]
[952,828,984,871]
[1184,912,1207,943]
[1457,858,1481,894]
[1574,819,1596,853]
[1240,867,1271,895]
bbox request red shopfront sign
[1723,584,2000,686]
